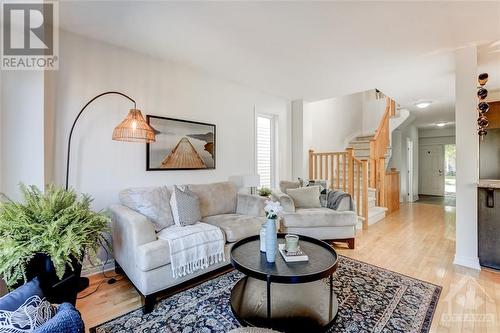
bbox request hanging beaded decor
[477,73,489,139]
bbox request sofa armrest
[335,196,354,211]
[271,190,295,213]
[236,193,266,217]
[108,204,157,269]
[136,239,170,271]
[109,204,157,246]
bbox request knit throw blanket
[326,190,355,211]
[158,222,225,278]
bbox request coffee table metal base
[230,276,338,333]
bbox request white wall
[291,100,307,179]
[48,31,291,211]
[362,98,386,135]
[388,123,419,202]
[486,88,500,102]
[0,71,2,194]
[304,92,364,153]
[0,71,45,201]
[419,127,456,145]
[454,46,480,270]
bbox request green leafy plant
[0,184,110,288]
[258,187,272,197]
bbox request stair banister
[308,96,398,230]
[346,148,354,196]
[369,97,394,206]
[308,148,369,228]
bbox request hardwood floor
[77,203,500,332]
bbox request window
[256,114,276,188]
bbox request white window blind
[256,115,274,188]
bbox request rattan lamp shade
[112,109,156,143]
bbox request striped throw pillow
[170,185,201,226]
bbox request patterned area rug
[90,256,441,333]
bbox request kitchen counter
[478,179,500,189]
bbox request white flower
[264,200,283,219]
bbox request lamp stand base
[78,277,89,292]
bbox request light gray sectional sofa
[109,181,267,313]
[109,180,356,313]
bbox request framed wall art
[146,115,216,170]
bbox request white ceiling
[59,1,500,128]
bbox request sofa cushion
[286,186,321,208]
[271,190,295,213]
[189,182,237,217]
[279,180,300,193]
[119,186,174,231]
[236,193,267,217]
[135,239,171,272]
[282,208,357,228]
[202,214,265,242]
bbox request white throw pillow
[286,185,321,208]
[170,185,202,226]
[119,186,174,231]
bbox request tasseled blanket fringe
[172,252,225,279]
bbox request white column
[291,99,305,179]
[454,46,480,270]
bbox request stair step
[367,206,387,225]
[331,187,376,193]
[354,148,370,157]
[356,135,375,141]
[349,143,371,150]
[350,139,371,143]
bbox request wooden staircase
[308,96,400,228]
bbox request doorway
[407,139,414,202]
[418,144,456,206]
[419,145,445,196]
[444,144,456,196]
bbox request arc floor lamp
[65,91,156,290]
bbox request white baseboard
[81,259,116,277]
[453,255,481,271]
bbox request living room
[1,1,499,333]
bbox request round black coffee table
[230,234,338,333]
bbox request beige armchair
[272,181,357,249]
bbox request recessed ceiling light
[436,122,447,127]
[415,101,432,109]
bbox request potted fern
[0,184,110,304]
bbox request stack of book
[278,244,309,262]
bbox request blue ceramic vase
[265,218,277,263]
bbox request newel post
[309,149,314,179]
[346,148,354,196]
[362,160,369,229]
[378,157,386,207]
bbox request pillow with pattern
[170,185,201,226]
[0,278,56,332]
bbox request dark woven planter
[24,253,82,305]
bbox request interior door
[407,139,414,202]
[419,145,445,196]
